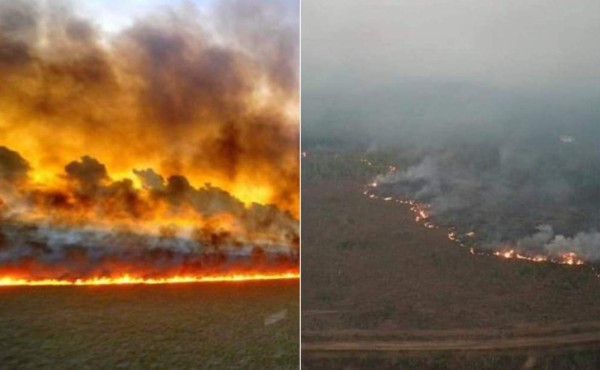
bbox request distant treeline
[301,141,414,182]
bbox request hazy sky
[72,0,297,37]
[303,0,599,89]
[302,0,599,139]
[302,0,600,251]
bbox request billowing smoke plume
[0,147,298,279]
[0,0,298,280]
[0,0,298,214]
[372,128,600,261]
[498,225,600,262]
[0,147,30,185]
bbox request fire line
[0,272,300,287]
[360,158,588,269]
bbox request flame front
[492,249,584,265]
[0,271,299,287]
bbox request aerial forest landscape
[301,0,600,368]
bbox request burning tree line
[0,0,299,283]
[0,146,298,283]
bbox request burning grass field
[0,280,298,370]
[0,2,300,368]
[301,150,600,369]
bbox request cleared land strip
[303,332,600,352]
[303,322,600,353]
[304,321,600,340]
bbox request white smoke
[372,141,600,261]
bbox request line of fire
[0,1,299,286]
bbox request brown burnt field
[0,280,298,370]
[301,153,600,369]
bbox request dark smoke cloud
[0,147,297,277]
[0,221,298,280]
[0,0,297,279]
[215,0,299,96]
[65,156,109,193]
[31,151,296,246]
[133,168,165,191]
[0,0,298,213]
[0,146,30,184]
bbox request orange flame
[0,271,299,287]
[492,249,584,265]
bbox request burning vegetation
[0,0,298,284]
[363,156,595,269]
[303,146,597,270]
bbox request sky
[302,0,600,140]
[76,0,213,34]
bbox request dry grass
[0,280,298,370]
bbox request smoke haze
[303,0,600,260]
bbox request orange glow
[0,272,299,287]
[493,249,584,265]
[0,1,299,286]
[0,0,299,216]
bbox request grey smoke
[373,137,600,260]
[0,220,295,279]
[505,225,600,262]
[302,0,600,260]
[133,168,166,191]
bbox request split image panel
[0,1,298,369]
[301,0,600,369]
[1,0,600,369]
